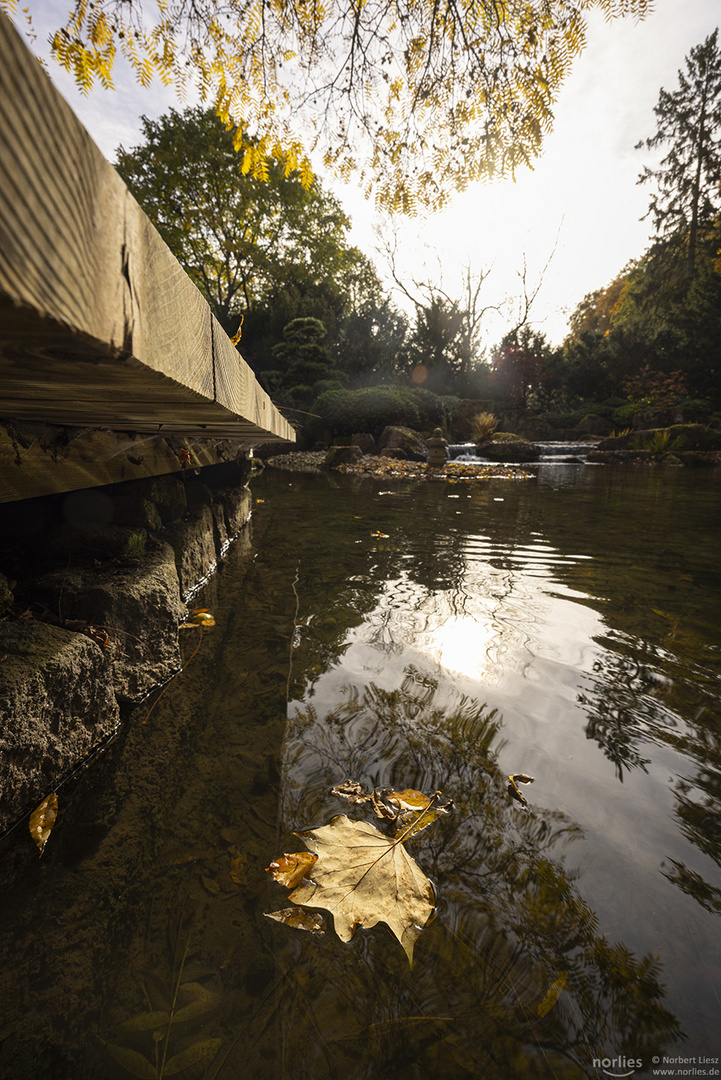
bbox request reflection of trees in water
[577,630,721,916]
[273,667,680,1079]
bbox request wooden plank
[0,12,295,445]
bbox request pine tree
[637,29,721,278]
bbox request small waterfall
[446,440,599,465]
[535,441,598,463]
[447,443,492,463]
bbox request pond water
[1,463,720,1079]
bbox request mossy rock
[478,432,539,462]
[598,424,721,452]
[378,426,428,462]
[323,445,363,469]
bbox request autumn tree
[5,0,651,211]
[115,107,355,334]
[637,29,721,278]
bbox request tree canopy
[4,0,650,211]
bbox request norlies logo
[593,1057,643,1077]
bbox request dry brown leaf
[508,773,535,807]
[29,793,57,855]
[370,788,397,819]
[265,850,318,889]
[265,907,327,935]
[288,815,435,965]
[331,779,371,804]
[386,788,433,811]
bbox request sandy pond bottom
[1,463,720,1080]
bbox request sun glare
[426,614,496,683]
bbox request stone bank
[0,462,253,836]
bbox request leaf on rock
[288,815,435,965]
[29,793,57,855]
[180,610,216,631]
[265,907,327,935]
[265,850,318,889]
[537,971,568,1017]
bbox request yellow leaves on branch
[12,0,652,210]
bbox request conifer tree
[637,29,721,278]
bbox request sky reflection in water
[277,467,721,1075]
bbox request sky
[10,0,721,349]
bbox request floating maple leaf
[285,815,435,965]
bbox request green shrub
[314,386,421,436]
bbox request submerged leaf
[287,814,435,965]
[265,851,318,889]
[163,1038,222,1076]
[100,1041,157,1079]
[29,793,57,855]
[115,1010,170,1040]
[171,983,222,1029]
[265,907,327,935]
[394,804,452,840]
[537,971,568,1017]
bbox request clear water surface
[1,463,719,1079]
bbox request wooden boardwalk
[0,11,294,501]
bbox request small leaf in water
[394,804,453,840]
[265,907,327,935]
[386,788,434,811]
[265,851,318,889]
[508,773,534,807]
[370,788,398,820]
[331,779,371,804]
[29,793,57,855]
[537,971,568,1016]
[163,1038,223,1076]
[100,1040,158,1078]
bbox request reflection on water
[0,466,720,1078]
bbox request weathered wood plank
[0,11,295,445]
